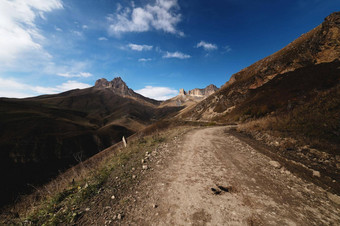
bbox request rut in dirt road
[128,127,340,225]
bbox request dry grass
[2,141,121,223]
[0,124,197,225]
[237,84,340,154]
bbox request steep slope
[0,77,182,207]
[180,12,340,121]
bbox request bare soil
[94,126,340,225]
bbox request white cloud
[42,60,92,77]
[34,81,91,94]
[0,77,91,98]
[108,0,183,36]
[98,37,108,41]
[224,45,232,53]
[57,72,93,78]
[82,25,88,29]
[72,30,83,37]
[55,26,63,32]
[128,43,153,51]
[0,0,63,67]
[196,41,218,51]
[136,86,178,100]
[138,58,152,62]
[163,51,191,59]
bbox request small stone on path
[312,170,321,177]
[269,160,281,169]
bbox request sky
[0,0,339,100]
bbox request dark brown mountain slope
[180,12,340,122]
[0,78,182,207]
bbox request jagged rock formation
[179,88,186,95]
[162,84,218,107]
[95,77,134,96]
[187,84,218,97]
[94,77,160,106]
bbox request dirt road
[125,126,339,225]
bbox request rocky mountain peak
[111,77,127,87]
[180,84,218,97]
[94,77,132,96]
[93,77,161,105]
[94,78,109,87]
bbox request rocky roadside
[231,128,340,196]
[75,126,194,225]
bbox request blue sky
[0,0,339,100]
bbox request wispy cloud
[42,60,93,77]
[107,0,183,36]
[0,77,91,98]
[196,41,218,51]
[98,37,108,41]
[72,30,83,37]
[163,51,191,59]
[138,58,152,62]
[135,86,178,100]
[0,0,63,67]
[57,72,93,78]
[224,45,232,53]
[55,26,63,32]
[34,81,91,94]
[128,43,153,51]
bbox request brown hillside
[180,12,340,121]
[0,78,182,207]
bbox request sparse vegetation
[1,129,174,225]
[238,84,340,154]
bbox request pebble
[312,170,321,177]
[132,175,137,179]
[269,160,281,169]
[85,208,90,211]
[142,165,148,170]
[117,213,122,220]
[111,195,115,200]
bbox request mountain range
[0,12,339,209]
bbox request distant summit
[162,84,218,107]
[94,77,135,97]
[180,84,218,97]
[94,77,160,105]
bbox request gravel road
[125,126,340,225]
